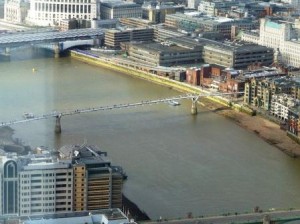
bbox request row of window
[34,3,92,14]
[21,172,72,178]
[35,0,92,3]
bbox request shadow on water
[0,46,57,63]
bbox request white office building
[19,159,73,216]
[241,18,300,67]
[4,0,28,23]
[0,154,73,216]
[100,1,142,20]
[25,0,98,26]
[0,156,19,216]
[187,0,200,9]
[271,94,300,121]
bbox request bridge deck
[0,92,238,127]
[0,28,104,46]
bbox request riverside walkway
[141,209,300,224]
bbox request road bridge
[141,209,300,224]
[0,28,104,55]
[0,92,241,133]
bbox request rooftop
[59,144,111,165]
[243,68,282,78]
[101,1,140,8]
[198,38,271,52]
[265,20,283,29]
[22,209,128,224]
[129,41,196,53]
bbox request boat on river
[168,100,180,106]
[23,112,34,119]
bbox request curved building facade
[26,0,98,26]
[1,159,18,216]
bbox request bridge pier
[5,47,10,55]
[191,96,200,115]
[263,215,271,224]
[54,45,60,58]
[55,115,62,134]
[191,101,197,115]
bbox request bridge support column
[5,47,10,55]
[55,115,62,134]
[53,44,60,58]
[263,215,271,224]
[191,101,197,115]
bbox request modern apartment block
[270,94,299,121]
[19,160,73,216]
[288,107,300,137]
[119,17,153,28]
[244,76,300,110]
[69,145,123,211]
[0,145,124,217]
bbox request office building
[165,13,255,38]
[25,0,98,26]
[125,41,202,66]
[198,0,237,16]
[142,2,184,24]
[153,25,186,42]
[0,144,124,217]
[241,18,300,67]
[104,27,154,49]
[4,0,28,23]
[100,1,142,20]
[198,38,273,69]
[187,0,200,9]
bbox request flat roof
[23,162,71,170]
[198,38,271,52]
[129,41,195,53]
[101,1,140,8]
[22,209,128,224]
[59,144,111,165]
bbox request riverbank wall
[70,50,254,115]
[71,50,204,95]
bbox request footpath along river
[1,50,300,220]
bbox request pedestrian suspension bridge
[0,92,242,133]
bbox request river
[1,49,300,220]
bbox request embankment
[71,50,203,94]
[70,50,299,156]
[70,50,253,113]
[122,194,150,221]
